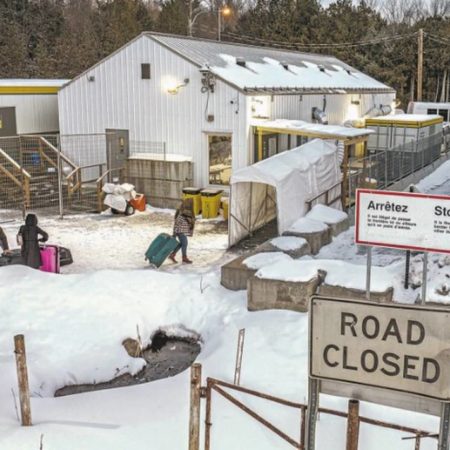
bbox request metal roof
[147,33,394,94]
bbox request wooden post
[14,334,32,426]
[189,363,202,450]
[234,328,245,386]
[346,399,359,450]
[417,28,424,102]
[204,379,212,450]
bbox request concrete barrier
[283,226,332,254]
[318,283,394,303]
[255,236,311,258]
[247,274,321,312]
[221,254,257,291]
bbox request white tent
[229,139,341,247]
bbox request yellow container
[201,189,223,219]
[221,197,229,221]
[182,187,202,216]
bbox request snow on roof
[366,114,443,124]
[147,33,393,94]
[0,79,69,87]
[252,119,374,139]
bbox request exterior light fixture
[167,78,190,95]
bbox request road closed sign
[355,189,450,254]
[309,297,450,401]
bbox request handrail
[39,137,78,172]
[96,166,124,185]
[0,148,31,178]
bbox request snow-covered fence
[190,367,437,450]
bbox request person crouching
[169,198,195,264]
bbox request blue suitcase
[145,233,180,268]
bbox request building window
[208,135,232,185]
[439,109,449,121]
[141,63,151,79]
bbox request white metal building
[58,32,396,187]
[0,79,68,136]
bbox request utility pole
[417,28,424,101]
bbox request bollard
[188,363,202,450]
[346,399,360,450]
[14,334,32,426]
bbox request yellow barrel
[221,197,229,221]
[182,187,202,216]
[201,189,223,219]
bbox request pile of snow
[306,204,347,225]
[256,259,393,292]
[243,252,292,270]
[416,160,450,193]
[270,236,307,251]
[287,217,328,233]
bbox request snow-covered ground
[1,161,450,450]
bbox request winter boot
[182,256,193,264]
[168,252,177,263]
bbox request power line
[220,30,418,49]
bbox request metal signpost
[356,189,450,305]
[306,296,450,450]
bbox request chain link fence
[347,133,447,209]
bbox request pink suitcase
[39,245,60,273]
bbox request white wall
[58,35,248,187]
[270,92,396,124]
[0,94,60,134]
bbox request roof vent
[346,69,352,75]
[280,61,289,70]
[318,65,326,73]
[236,57,246,67]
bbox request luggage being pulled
[145,233,180,268]
[40,245,60,273]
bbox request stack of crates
[200,189,223,219]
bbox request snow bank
[270,236,307,251]
[416,160,450,193]
[243,252,292,270]
[306,204,347,225]
[0,266,242,397]
[287,217,328,233]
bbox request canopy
[229,139,341,247]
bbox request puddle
[54,332,201,397]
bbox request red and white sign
[356,189,450,254]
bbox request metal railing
[203,377,437,450]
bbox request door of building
[0,107,17,137]
[105,129,130,177]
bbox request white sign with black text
[356,189,450,254]
[309,297,450,401]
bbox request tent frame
[253,125,371,208]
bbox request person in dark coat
[0,226,11,255]
[17,214,48,269]
[169,198,195,264]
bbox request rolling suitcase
[40,245,60,273]
[145,233,180,268]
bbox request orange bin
[130,193,146,212]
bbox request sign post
[308,296,450,449]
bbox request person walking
[0,226,11,255]
[17,214,48,269]
[169,198,195,264]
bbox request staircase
[0,136,102,214]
